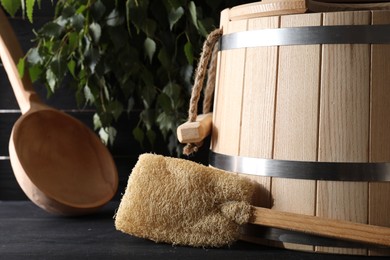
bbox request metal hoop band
[209,151,390,181]
[241,225,387,249]
[220,24,390,51]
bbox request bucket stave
[210,7,390,256]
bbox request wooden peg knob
[177,113,213,143]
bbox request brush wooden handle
[177,113,213,143]
[252,206,390,247]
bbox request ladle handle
[0,7,41,114]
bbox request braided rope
[183,28,222,155]
[187,28,222,122]
[203,43,219,114]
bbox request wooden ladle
[0,9,118,215]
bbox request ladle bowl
[0,8,118,215]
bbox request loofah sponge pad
[115,153,255,247]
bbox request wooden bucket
[209,1,390,256]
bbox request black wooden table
[0,201,387,260]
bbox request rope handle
[181,28,222,155]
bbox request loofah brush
[115,154,390,248]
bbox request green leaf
[126,0,149,33]
[0,0,22,17]
[127,97,135,113]
[168,6,183,31]
[132,126,145,145]
[163,82,181,101]
[107,127,117,146]
[17,58,25,78]
[162,0,181,10]
[140,69,154,87]
[199,17,215,34]
[99,126,117,146]
[84,85,95,104]
[106,9,124,27]
[26,47,43,65]
[144,37,156,63]
[184,41,193,65]
[89,22,102,43]
[157,47,171,70]
[86,47,100,73]
[157,92,171,113]
[76,4,87,15]
[49,56,67,80]
[68,32,79,51]
[107,26,127,50]
[26,0,35,22]
[156,112,174,138]
[93,113,102,130]
[197,19,209,37]
[71,14,85,31]
[140,109,155,130]
[28,64,42,83]
[67,59,76,78]
[61,6,75,19]
[18,0,219,155]
[98,128,109,145]
[39,22,63,38]
[102,80,110,100]
[107,100,124,121]
[91,0,106,21]
[142,18,156,37]
[188,1,198,30]
[141,84,156,108]
[146,129,156,146]
[181,64,194,89]
[46,68,57,93]
[98,111,113,128]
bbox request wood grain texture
[271,12,322,252]
[369,10,390,256]
[210,9,228,155]
[212,7,390,255]
[316,11,371,255]
[273,12,322,160]
[229,0,308,21]
[238,16,280,210]
[212,18,247,156]
[252,206,390,247]
[240,16,279,161]
[318,11,370,163]
[212,11,276,208]
[177,113,212,143]
[309,1,390,13]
